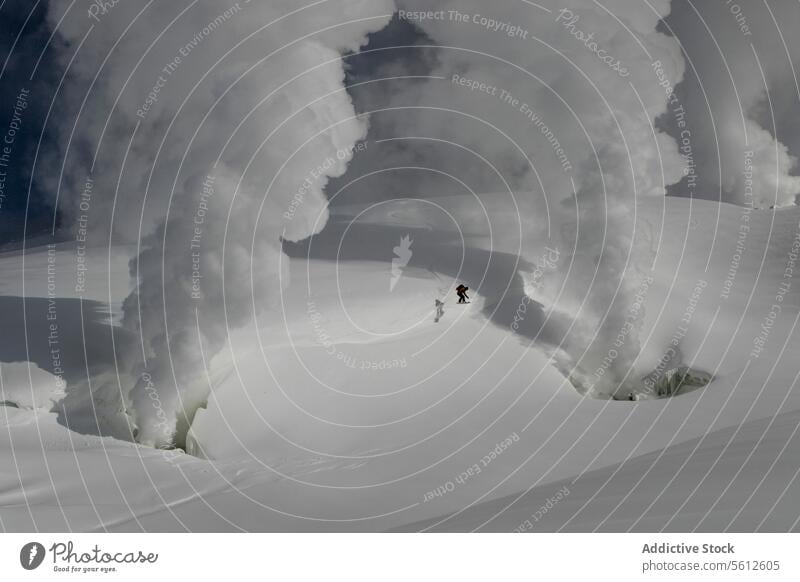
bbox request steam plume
[349,0,686,395]
[44,0,394,446]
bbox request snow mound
[0,362,65,411]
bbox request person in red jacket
[456,284,470,304]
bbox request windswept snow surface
[2,196,800,531]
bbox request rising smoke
[43,0,394,446]
[345,0,687,396]
[42,0,798,443]
[663,0,800,208]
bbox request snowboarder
[434,299,445,323]
[456,284,470,304]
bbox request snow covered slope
[2,196,800,531]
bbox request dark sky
[2,1,799,244]
[0,0,61,245]
[0,6,427,246]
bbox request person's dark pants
[457,293,465,303]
